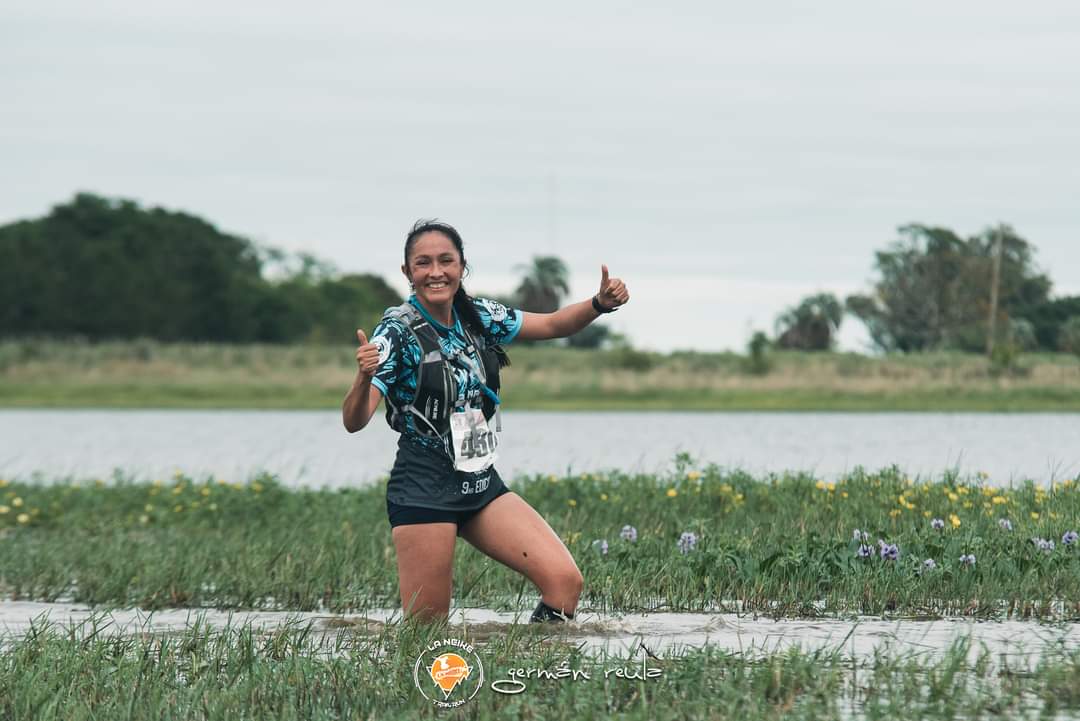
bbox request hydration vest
[382,302,503,443]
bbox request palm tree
[514,256,570,313]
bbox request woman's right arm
[342,329,385,433]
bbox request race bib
[449,407,499,474]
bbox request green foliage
[774,293,843,350]
[744,331,772,374]
[513,256,569,313]
[845,224,1052,352]
[1060,317,1080,357]
[1019,296,1080,350]
[0,193,400,343]
[565,323,614,349]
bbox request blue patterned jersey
[369,295,522,454]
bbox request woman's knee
[542,565,583,598]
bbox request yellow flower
[923,510,931,518]
[949,513,961,528]
[948,492,959,502]
[1031,512,1039,520]
[252,482,264,493]
[174,505,183,513]
[95,479,105,488]
[144,504,154,513]
[827,482,836,492]
[666,488,678,498]
[0,479,7,487]
[548,474,558,483]
[200,487,211,497]
[217,478,228,485]
[889,509,902,517]
[686,471,702,481]
[600,493,608,501]
[567,499,577,507]
[841,492,849,499]
[153,479,163,488]
[815,480,827,491]
[734,493,744,503]
[962,501,973,509]
[172,486,183,495]
[720,484,733,494]
[992,496,1007,505]
[16,513,30,524]
[11,497,23,507]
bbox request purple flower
[1063,531,1079,546]
[879,543,899,561]
[931,518,945,530]
[923,558,937,570]
[857,544,874,559]
[998,518,1013,531]
[853,529,870,543]
[959,554,976,567]
[677,532,697,554]
[1031,537,1055,553]
[620,525,638,543]
[592,539,608,555]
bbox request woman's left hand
[596,264,630,310]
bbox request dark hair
[404,219,510,367]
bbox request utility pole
[986,225,1004,357]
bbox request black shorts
[387,484,511,535]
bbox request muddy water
[2,601,1077,662]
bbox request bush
[1059,316,1080,357]
[743,331,772,375]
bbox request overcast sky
[3,1,1078,351]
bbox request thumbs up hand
[595,264,630,311]
[356,329,381,378]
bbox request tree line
[770,224,1080,357]
[4,194,1077,356]
[0,193,400,344]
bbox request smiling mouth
[426,282,449,290]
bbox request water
[2,410,1078,486]
[2,601,1076,663]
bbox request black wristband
[592,295,617,314]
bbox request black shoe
[530,600,574,623]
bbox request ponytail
[454,285,511,368]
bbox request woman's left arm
[517,264,630,341]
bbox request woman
[342,220,630,625]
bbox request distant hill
[0,193,400,343]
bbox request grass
[2,463,1079,618]
[2,613,1080,719]
[2,338,1080,410]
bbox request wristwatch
[592,295,617,314]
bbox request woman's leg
[390,522,458,623]
[457,492,584,617]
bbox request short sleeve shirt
[369,295,522,456]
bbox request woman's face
[402,231,463,306]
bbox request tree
[1016,295,1080,350]
[1060,317,1080,357]
[845,224,1051,352]
[513,256,570,313]
[0,193,402,343]
[774,293,843,350]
